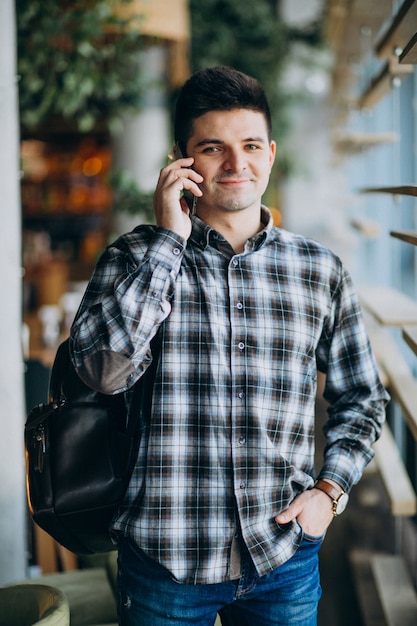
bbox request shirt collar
[190,206,273,252]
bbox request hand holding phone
[175,142,199,216]
[153,144,203,240]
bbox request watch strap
[314,479,342,502]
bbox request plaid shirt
[70,208,388,584]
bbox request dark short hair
[174,66,272,153]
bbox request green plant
[16,0,147,132]
[109,170,155,222]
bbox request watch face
[335,493,349,515]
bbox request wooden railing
[349,274,417,624]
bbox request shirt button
[238,391,245,399]
[173,247,181,256]
[238,342,245,351]
[239,436,246,445]
[240,482,246,490]
[236,302,243,310]
[232,258,239,267]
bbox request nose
[223,148,247,172]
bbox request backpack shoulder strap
[48,338,71,402]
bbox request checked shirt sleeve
[316,266,390,493]
[70,226,185,394]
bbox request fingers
[153,158,203,239]
[275,489,334,537]
[160,157,203,198]
[275,500,302,524]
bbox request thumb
[275,500,303,524]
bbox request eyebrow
[195,136,266,147]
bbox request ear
[269,141,276,170]
[174,142,186,160]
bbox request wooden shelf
[364,315,417,440]
[372,554,417,624]
[325,0,393,107]
[334,131,398,155]
[403,325,417,358]
[373,423,417,516]
[360,185,417,196]
[350,550,417,625]
[358,56,413,110]
[358,61,392,109]
[375,0,417,59]
[400,32,417,64]
[359,286,417,326]
[350,218,381,237]
[390,230,417,246]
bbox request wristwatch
[314,480,349,516]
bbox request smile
[217,179,252,185]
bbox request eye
[202,146,221,153]
[246,144,261,151]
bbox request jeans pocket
[301,529,326,543]
[292,519,325,543]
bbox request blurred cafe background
[2,2,417,624]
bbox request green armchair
[20,552,118,626]
[0,584,69,626]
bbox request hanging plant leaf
[16,0,148,132]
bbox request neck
[197,206,264,254]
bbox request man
[70,66,389,625]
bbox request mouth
[216,178,253,186]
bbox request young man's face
[185,108,276,217]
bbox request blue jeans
[117,534,323,626]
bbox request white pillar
[0,0,27,583]
[111,45,171,232]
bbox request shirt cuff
[133,227,186,269]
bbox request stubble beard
[208,181,261,214]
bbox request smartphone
[176,142,198,216]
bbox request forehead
[190,108,270,142]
